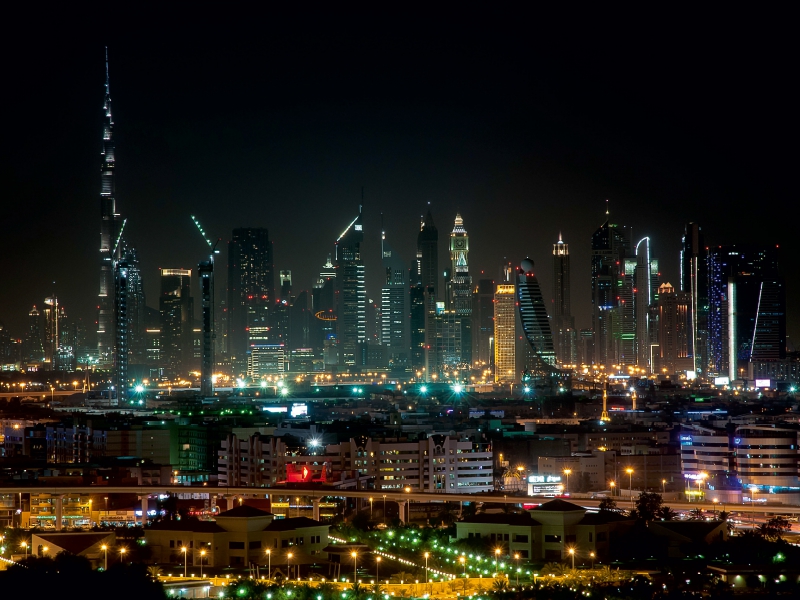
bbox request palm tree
[492,577,509,593]
[542,562,568,577]
[390,571,415,585]
[146,565,162,580]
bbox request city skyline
[1,35,795,345]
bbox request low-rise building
[145,506,329,570]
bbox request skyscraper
[160,269,194,377]
[114,260,131,401]
[24,305,44,364]
[494,283,516,383]
[471,278,495,369]
[656,283,692,374]
[591,207,632,367]
[97,49,122,366]
[410,210,438,373]
[517,259,557,383]
[707,245,785,380]
[123,247,147,365]
[381,225,409,363]
[552,234,576,366]
[446,213,472,365]
[335,201,366,366]
[227,228,274,374]
[634,237,653,371]
[198,259,214,396]
[680,223,708,375]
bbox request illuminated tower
[591,203,632,368]
[410,209,438,373]
[494,283,516,383]
[634,237,653,371]
[114,260,130,403]
[381,224,409,362]
[97,48,123,366]
[160,269,194,377]
[680,223,708,374]
[552,234,576,366]
[517,259,557,386]
[446,213,472,364]
[335,200,366,366]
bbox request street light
[662,479,667,494]
[369,497,373,519]
[626,468,634,508]
[610,481,616,496]
[376,555,381,584]
[181,547,188,577]
[266,549,271,581]
[287,552,293,582]
[494,548,501,576]
[200,549,206,578]
[563,469,572,495]
[568,547,575,570]
[21,541,28,559]
[514,553,520,586]
[382,494,387,521]
[119,547,127,564]
[101,544,108,570]
[424,552,430,586]
[351,551,358,583]
[589,551,595,570]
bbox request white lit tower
[381,218,409,363]
[552,233,576,366]
[97,48,123,367]
[446,213,472,364]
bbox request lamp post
[424,552,429,586]
[287,552,293,582]
[376,556,381,584]
[181,547,188,577]
[119,547,127,564]
[369,497,373,519]
[610,481,616,497]
[382,494,386,521]
[21,541,28,559]
[626,468,634,509]
[589,551,595,570]
[568,547,575,570]
[563,469,572,495]
[351,551,358,583]
[200,549,206,578]
[266,549,271,581]
[494,548,501,576]
[460,555,466,578]
[662,479,666,494]
[514,553,520,586]
[101,544,108,570]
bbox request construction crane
[191,215,221,397]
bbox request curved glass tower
[517,259,557,383]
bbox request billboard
[714,377,730,386]
[755,379,771,388]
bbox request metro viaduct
[3,486,799,530]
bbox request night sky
[1,17,796,345]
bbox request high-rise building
[198,259,214,396]
[97,49,122,367]
[681,223,708,375]
[517,259,557,384]
[381,227,409,364]
[471,278,495,369]
[410,210,438,374]
[707,245,785,380]
[591,209,632,368]
[335,202,366,366]
[122,248,147,365]
[24,305,44,364]
[159,269,194,376]
[227,228,274,374]
[634,237,653,371]
[656,283,692,375]
[494,284,516,383]
[552,234,576,366]
[445,213,472,365]
[114,260,131,401]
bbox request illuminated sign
[354,224,363,231]
[528,475,562,483]
[680,435,693,444]
[755,379,771,388]
[714,377,730,386]
[683,473,706,480]
[290,403,308,418]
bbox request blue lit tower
[98,48,123,366]
[335,199,366,366]
[517,258,557,386]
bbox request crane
[191,215,220,397]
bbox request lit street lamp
[200,549,206,578]
[424,552,429,586]
[119,547,127,564]
[181,547,188,577]
[661,479,667,494]
[351,551,358,583]
[494,548,501,576]
[626,468,634,509]
[376,555,381,584]
[514,553,520,585]
[266,549,271,581]
[563,469,572,494]
[21,541,28,559]
[369,497,373,519]
[589,551,595,569]
[568,547,575,570]
[287,551,293,582]
[101,544,108,570]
